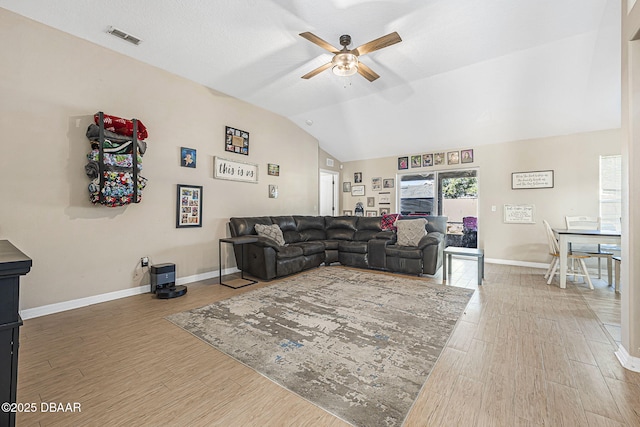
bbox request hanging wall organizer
[84,112,149,207]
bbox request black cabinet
[0,241,32,427]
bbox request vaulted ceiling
[0,0,621,161]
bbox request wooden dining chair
[543,220,594,289]
[564,216,613,283]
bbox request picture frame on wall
[225,126,249,155]
[379,207,390,215]
[447,151,460,165]
[398,156,409,170]
[433,152,445,165]
[351,185,365,196]
[354,172,363,183]
[176,184,203,228]
[267,163,280,176]
[367,197,375,207]
[180,147,196,168]
[365,210,377,217]
[411,155,422,168]
[343,181,352,192]
[268,184,278,198]
[383,178,394,189]
[461,149,474,163]
[422,154,433,167]
[343,210,353,216]
[379,192,391,204]
[372,177,382,190]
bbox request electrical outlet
[141,257,149,267]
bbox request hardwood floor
[16,261,640,426]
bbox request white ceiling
[1,0,621,162]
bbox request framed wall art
[180,147,196,168]
[367,197,375,207]
[176,184,202,228]
[351,185,365,196]
[383,178,394,189]
[268,184,278,198]
[504,204,535,224]
[214,156,258,183]
[411,155,422,168]
[461,149,474,163]
[343,181,351,192]
[447,151,459,165]
[398,156,409,170]
[422,154,433,167]
[433,153,445,165]
[225,126,249,155]
[379,192,391,204]
[354,172,363,183]
[372,177,382,190]
[365,210,377,217]
[267,163,280,176]
[511,170,554,189]
[379,207,390,215]
[343,210,353,216]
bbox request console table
[442,246,484,286]
[0,241,32,427]
[219,236,259,288]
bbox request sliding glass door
[399,169,478,247]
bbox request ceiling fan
[299,31,402,82]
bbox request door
[319,170,339,216]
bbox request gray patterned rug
[166,267,473,426]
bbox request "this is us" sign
[214,156,258,183]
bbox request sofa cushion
[386,245,423,259]
[290,241,325,256]
[275,245,303,259]
[325,216,357,240]
[254,223,286,246]
[338,241,368,254]
[229,216,273,237]
[323,240,340,250]
[396,218,427,246]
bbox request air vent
[107,26,142,45]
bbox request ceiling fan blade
[299,32,340,53]
[301,62,332,79]
[357,62,380,82]
[353,32,402,56]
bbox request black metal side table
[219,236,259,288]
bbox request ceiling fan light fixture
[332,52,358,77]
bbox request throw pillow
[395,218,428,246]
[254,224,286,246]
[381,213,401,231]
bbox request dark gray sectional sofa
[228,215,447,280]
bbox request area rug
[166,267,474,426]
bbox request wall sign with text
[512,170,554,189]
[504,204,535,224]
[214,156,258,183]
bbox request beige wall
[0,10,319,310]
[342,129,621,264]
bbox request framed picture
[447,151,460,165]
[411,155,422,168]
[267,163,280,176]
[383,178,394,189]
[461,149,474,164]
[379,207,390,215]
[365,210,377,217]
[343,181,352,192]
[422,154,433,167]
[214,156,258,183]
[379,192,391,204]
[225,126,249,155]
[268,184,278,198]
[372,177,382,191]
[398,156,409,170]
[176,184,202,228]
[180,147,196,168]
[433,152,445,166]
[354,172,363,183]
[351,185,365,196]
[343,210,352,216]
[512,170,554,189]
[367,197,375,207]
[504,204,535,223]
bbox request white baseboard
[20,267,239,320]
[615,344,640,373]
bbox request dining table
[552,228,621,289]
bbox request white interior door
[319,170,338,216]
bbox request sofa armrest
[253,236,284,251]
[375,230,396,241]
[418,232,444,249]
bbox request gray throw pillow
[254,223,286,246]
[396,218,428,246]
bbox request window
[599,155,622,231]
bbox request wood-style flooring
[16,260,640,426]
